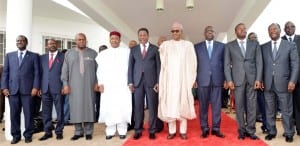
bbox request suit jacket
[194,40,225,86]
[128,43,161,87]
[40,52,64,94]
[282,35,300,83]
[1,50,40,95]
[261,39,299,92]
[224,39,263,86]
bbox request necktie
[79,51,84,75]
[142,44,147,59]
[240,41,246,57]
[49,53,54,69]
[207,41,212,59]
[273,41,277,60]
[19,52,23,66]
[289,37,292,42]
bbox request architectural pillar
[5,0,32,140]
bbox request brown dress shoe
[167,133,176,139]
[180,133,187,140]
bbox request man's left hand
[31,88,38,97]
[288,82,296,92]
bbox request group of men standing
[1,20,300,144]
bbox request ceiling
[68,0,271,44]
[1,0,271,44]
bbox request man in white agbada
[158,22,197,140]
[96,31,132,140]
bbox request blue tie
[207,41,212,59]
[19,52,23,66]
[289,37,292,42]
[273,42,277,60]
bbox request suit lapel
[267,42,273,60]
[234,40,244,58]
[19,51,29,67]
[275,41,285,60]
[205,42,211,59]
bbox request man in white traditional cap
[158,22,197,140]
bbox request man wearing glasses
[158,22,197,140]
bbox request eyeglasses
[171,30,180,33]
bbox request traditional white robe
[96,47,132,126]
[158,40,197,122]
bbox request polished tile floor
[0,109,299,146]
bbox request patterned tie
[49,53,54,69]
[207,41,212,59]
[79,51,84,75]
[142,44,147,59]
[240,41,246,57]
[289,37,292,42]
[19,52,23,66]
[273,41,277,60]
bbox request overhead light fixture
[186,0,194,10]
[156,0,164,12]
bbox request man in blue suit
[1,35,40,144]
[128,28,161,140]
[194,26,225,138]
[38,39,64,141]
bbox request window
[0,31,6,65]
[42,36,75,53]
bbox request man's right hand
[62,86,70,95]
[228,81,235,90]
[2,89,10,97]
[128,84,134,93]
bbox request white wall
[0,11,128,54]
[248,0,300,44]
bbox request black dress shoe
[261,126,268,134]
[167,133,176,139]
[245,133,259,140]
[11,138,21,144]
[265,134,276,140]
[201,130,209,138]
[106,135,114,140]
[70,135,83,141]
[149,133,155,139]
[180,133,187,140]
[86,135,92,140]
[133,132,142,140]
[25,138,32,143]
[285,136,293,143]
[56,134,63,140]
[39,134,53,141]
[211,130,225,138]
[119,135,126,139]
[297,131,300,136]
[238,134,245,140]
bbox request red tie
[49,53,54,69]
[142,44,146,59]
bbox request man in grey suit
[282,21,300,136]
[262,23,299,143]
[128,28,161,140]
[194,26,225,138]
[224,23,262,140]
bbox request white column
[5,0,32,140]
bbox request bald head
[284,21,296,36]
[75,33,87,50]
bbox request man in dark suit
[262,23,299,143]
[282,21,300,136]
[195,26,225,138]
[1,35,40,144]
[128,27,161,140]
[224,23,263,140]
[38,39,64,141]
